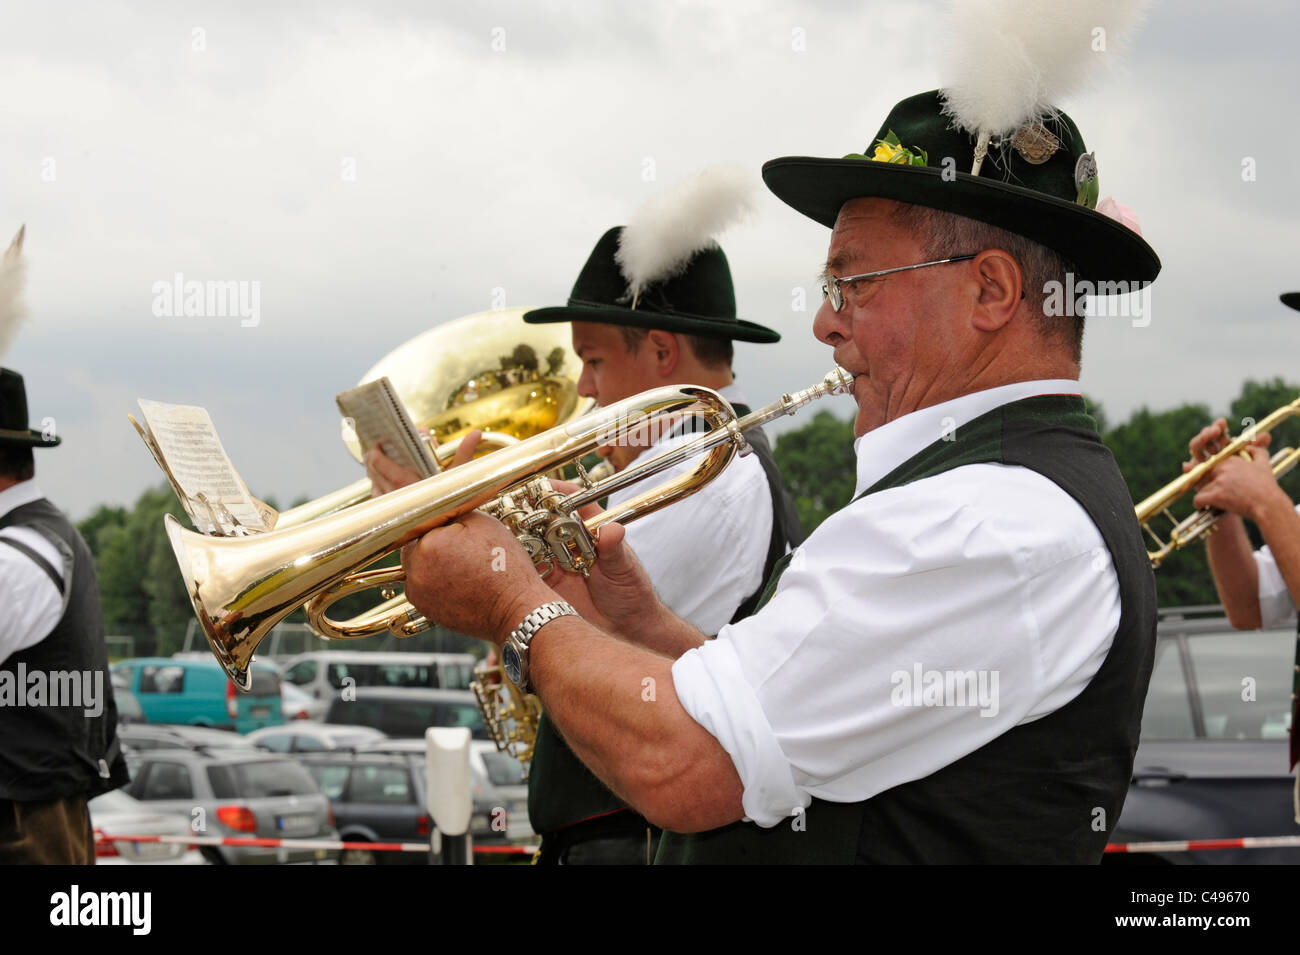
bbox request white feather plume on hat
[0,226,26,360]
[615,165,758,306]
[939,0,1150,174]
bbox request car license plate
[130,841,177,861]
[251,706,270,718]
[277,813,314,832]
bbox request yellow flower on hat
[872,141,905,163]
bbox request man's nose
[577,365,597,399]
[813,297,848,347]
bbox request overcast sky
[3,0,1298,520]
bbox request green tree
[772,410,857,533]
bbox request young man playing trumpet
[1185,292,1300,813]
[367,168,802,863]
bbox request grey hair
[890,204,1082,362]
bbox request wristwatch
[501,601,578,692]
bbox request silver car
[126,748,339,864]
[88,789,206,865]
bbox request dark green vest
[655,395,1156,864]
[528,407,803,840]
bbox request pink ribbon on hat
[1096,197,1143,236]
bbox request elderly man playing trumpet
[400,88,1162,863]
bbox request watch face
[502,643,523,686]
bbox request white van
[278,651,478,702]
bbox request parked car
[112,657,284,733]
[118,723,255,753]
[1108,606,1300,864]
[298,752,431,864]
[89,789,205,865]
[279,651,478,702]
[359,738,532,842]
[245,724,386,754]
[323,687,488,741]
[127,748,338,864]
[281,682,328,722]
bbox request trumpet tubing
[1136,397,1300,568]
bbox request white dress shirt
[0,481,67,665]
[1253,504,1300,628]
[608,383,774,634]
[670,380,1122,827]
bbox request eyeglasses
[820,254,977,312]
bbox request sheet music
[336,377,438,479]
[133,399,276,535]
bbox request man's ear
[645,329,680,377]
[969,249,1022,333]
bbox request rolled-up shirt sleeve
[670,463,1120,827]
[1253,504,1300,629]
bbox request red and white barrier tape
[1105,835,1300,854]
[97,833,537,855]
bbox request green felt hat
[762,90,1161,287]
[524,227,779,344]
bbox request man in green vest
[400,88,1162,863]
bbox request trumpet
[1135,397,1300,568]
[166,368,853,689]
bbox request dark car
[298,752,430,865]
[1108,606,1300,864]
[127,748,338,864]
[359,738,532,843]
[323,688,489,741]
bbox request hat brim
[1280,292,1300,312]
[523,303,781,344]
[0,427,61,447]
[762,157,1161,287]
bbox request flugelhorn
[166,369,852,689]
[1136,397,1300,568]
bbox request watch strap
[511,600,578,650]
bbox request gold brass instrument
[164,368,852,691]
[1136,397,1300,568]
[469,660,543,774]
[275,308,592,530]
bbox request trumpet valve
[544,513,597,576]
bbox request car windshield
[229,760,320,797]
[329,698,487,739]
[1141,626,1295,740]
